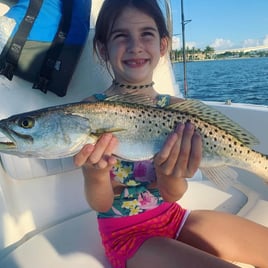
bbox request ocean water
[172,57,268,105]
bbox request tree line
[171,46,268,62]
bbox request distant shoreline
[172,56,268,64]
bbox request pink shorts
[97,202,190,268]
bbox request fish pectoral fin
[92,127,126,137]
[200,165,238,190]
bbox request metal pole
[181,0,190,98]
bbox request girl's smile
[123,58,150,68]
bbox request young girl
[74,0,268,267]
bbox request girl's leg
[179,210,268,268]
[127,236,239,268]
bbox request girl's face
[100,7,168,85]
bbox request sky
[170,0,268,51]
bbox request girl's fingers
[186,130,202,177]
[73,144,95,167]
[155,123,184,174]
[154,131,179,166]
[154,122,202,178]
[74,133,118,168]
[173,123,195,177]
[87,133,114,164]
[103,135,119,157]
[93,135,119,169]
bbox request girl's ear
[97,41,108,61]
[160,37,169,56]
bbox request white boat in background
[0,1,267,267]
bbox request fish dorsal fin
[104,93,156,106]
[168,99,259,147]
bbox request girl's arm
[154,122,202,202]
[74,134,118,212]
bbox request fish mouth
[0,125,17,149]
[0,134,16,149]
[0,126,33,151]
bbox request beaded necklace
[112,80,154,90]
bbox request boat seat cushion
[0,154,77,180]
[0,155,204,181]
[0,180,253,268]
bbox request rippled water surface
[173,57,268,105]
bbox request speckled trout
[0,94,267,187]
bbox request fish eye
[17,117,35,129]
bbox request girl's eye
[141,31,155,39]
[143,31,154,37]
[112,33,128,40]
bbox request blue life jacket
[0,0,91,97]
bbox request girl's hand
[74,133,119,212]
[154,122,202,201]
[74,133,118,170]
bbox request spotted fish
[0,94,267,188]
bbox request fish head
[0,108,92,158]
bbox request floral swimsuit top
[94,94,171,218]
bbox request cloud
[171,36,197,50]
[243,38,260,47]
[185,41,197,49]
[210,38,233,50]
[263,35,268,46]
[172,36,181,50]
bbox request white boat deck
[0,1,268,267]
[0,176,267,268]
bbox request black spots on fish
[197,126,203,132]
[192,119,199,125]
[176,114,182,121]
